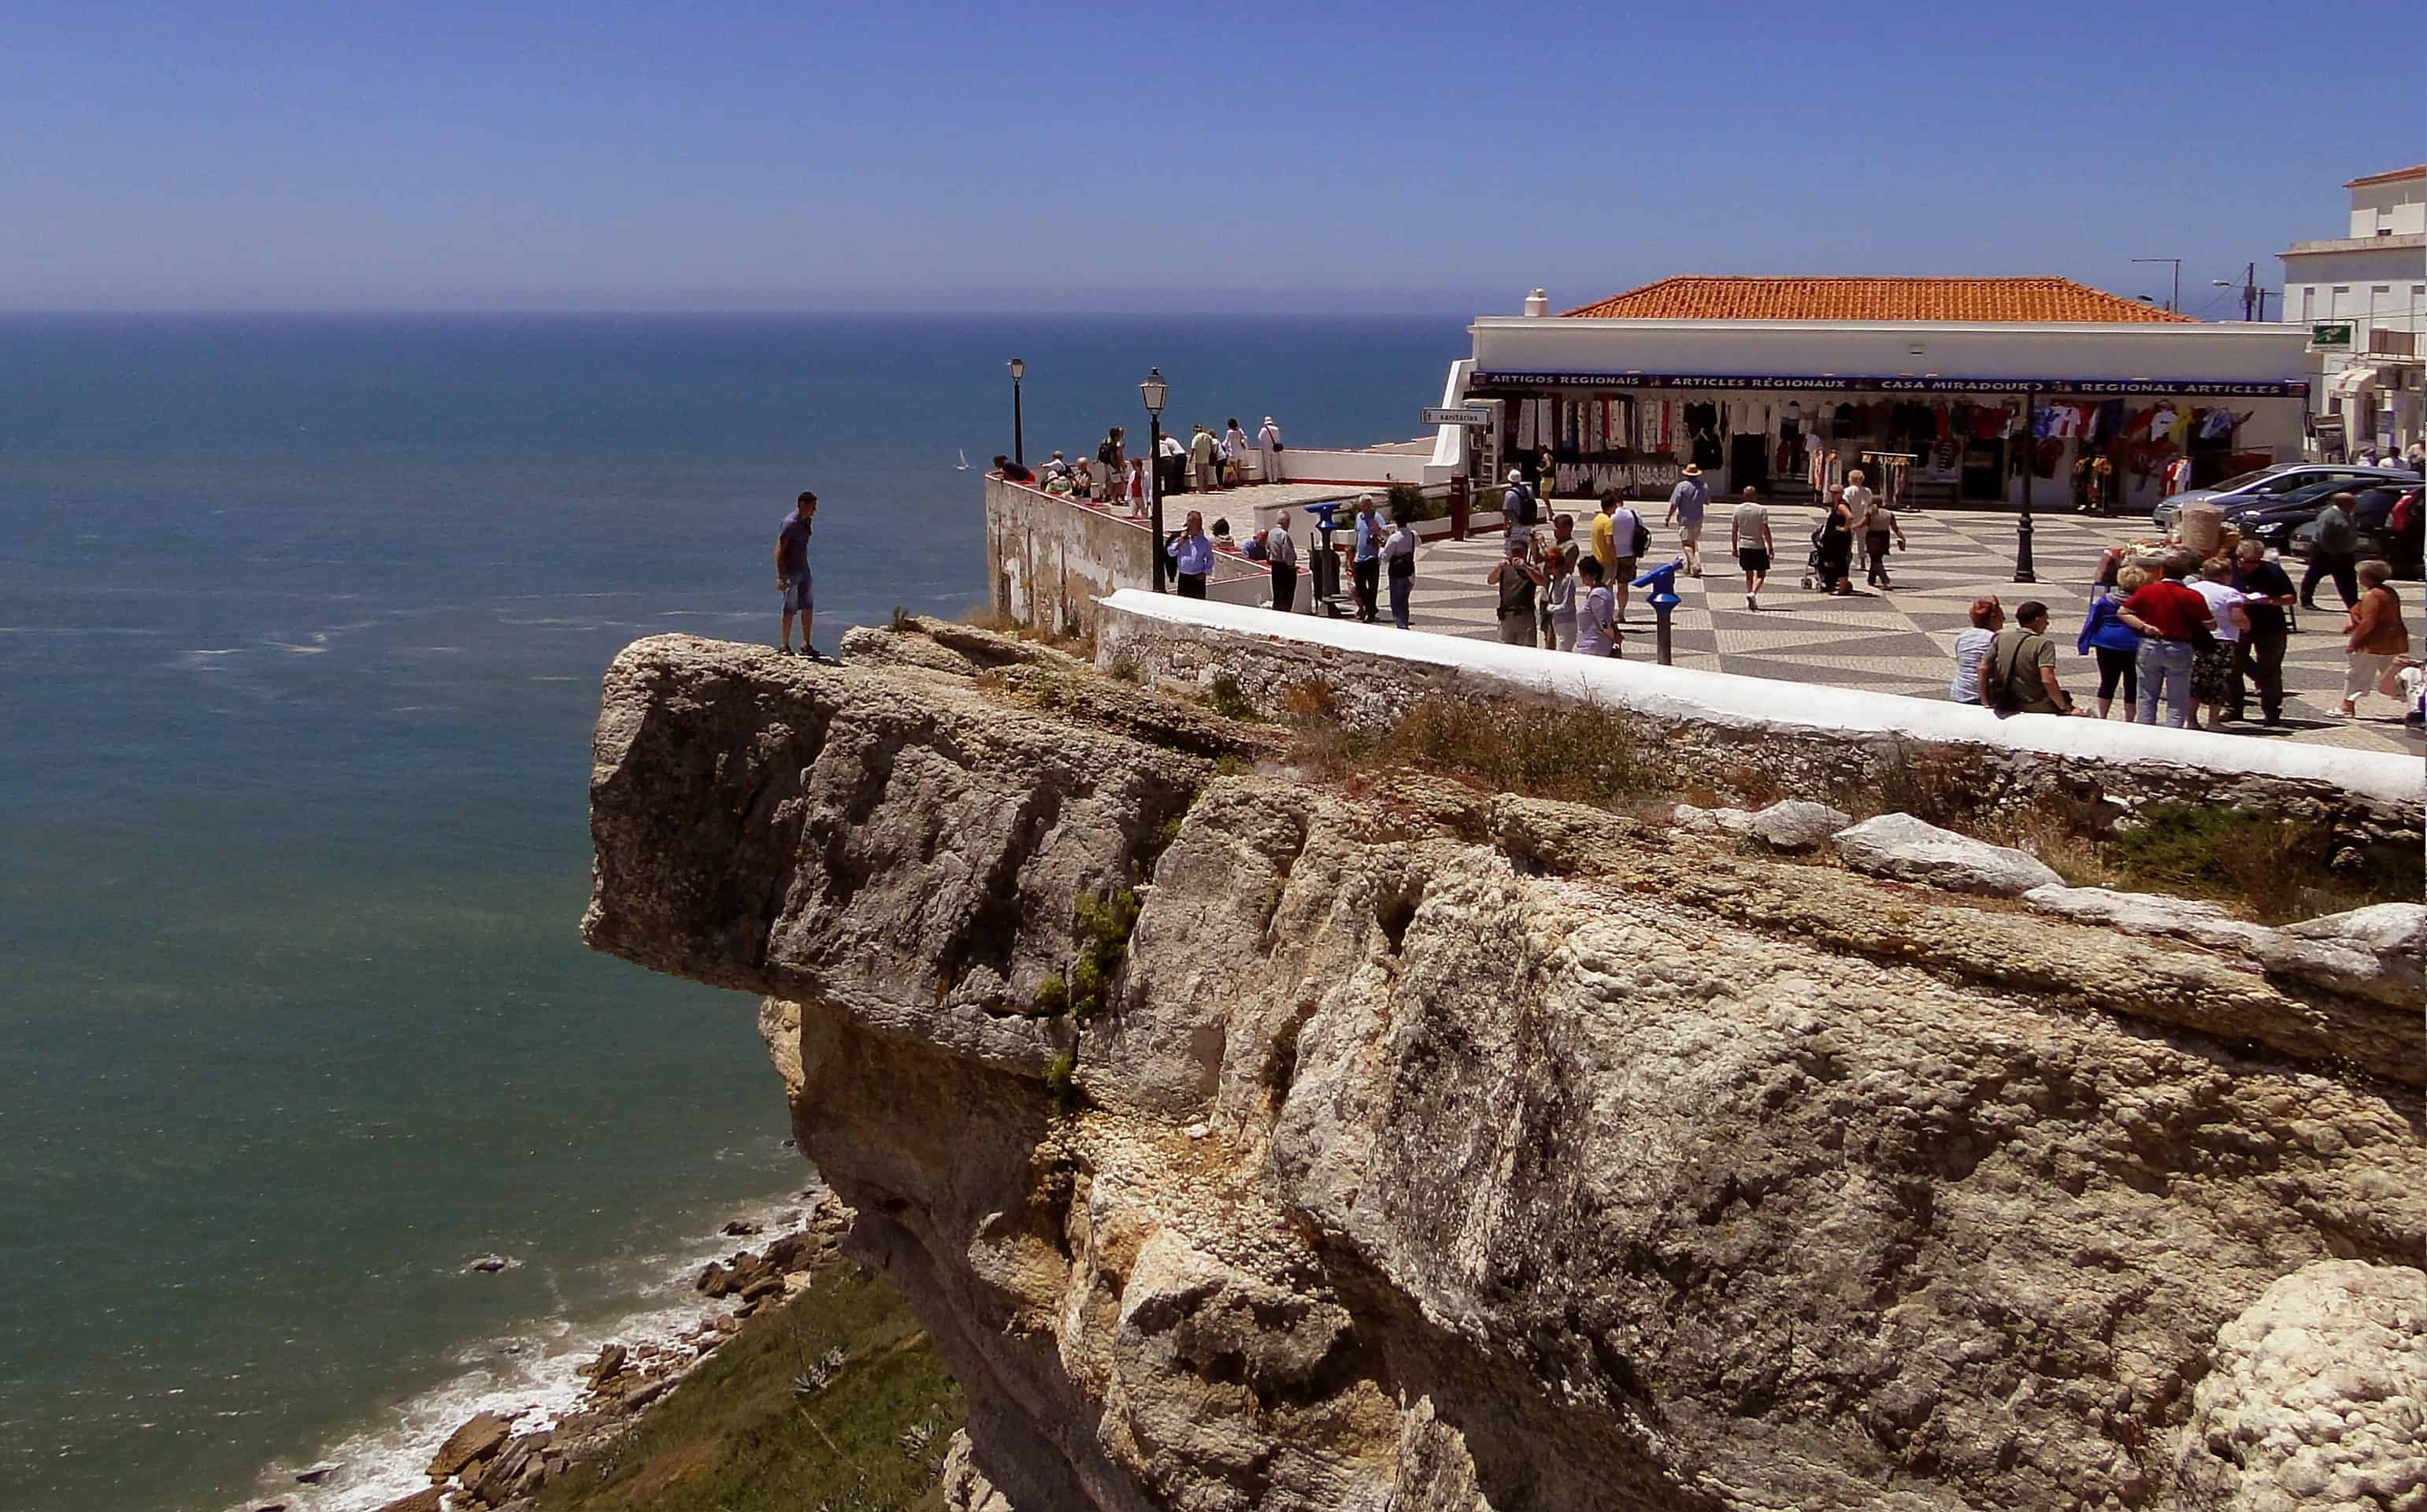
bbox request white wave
[225,1184,823,1512]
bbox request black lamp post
[1007,357,1026,468]
[1141,368,1169,591]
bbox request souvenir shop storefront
[1466,373,2309,514]
[1451,281,2314,513]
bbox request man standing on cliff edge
[776,491,822,659]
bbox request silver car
[2151,462,2415,532]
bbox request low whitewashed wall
[1094,589,2423,842]
[1269,446,1447,487]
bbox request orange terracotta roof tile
[2344,165,2425,188]
[1558,276,2198,324]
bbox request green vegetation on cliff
[534,1264,962,1512]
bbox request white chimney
[1522,288,1549,318]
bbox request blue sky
[3,0,2412,313]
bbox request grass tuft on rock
[1387,695,1654,803]
[1043,1051,1078,1112]
[532,1266,962,1512]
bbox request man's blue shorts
[783,573,813,614]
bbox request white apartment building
[2279,165,2426,457]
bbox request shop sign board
[1421,405,1495,426]
[1470,370,2309,398]
[2310,321,2355,350]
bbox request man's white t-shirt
[1842,484,1876,528]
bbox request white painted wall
[1095,589,2423,806]
[2350,173,2426,238]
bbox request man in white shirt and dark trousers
[1841,469,1876,577]
[1264,513,1300,613]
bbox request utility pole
[2243,262,2258,322]
[2132,258,2183,313]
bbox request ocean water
[0,312,1465,1512]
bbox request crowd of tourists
[1013,417,1288,510]
[1948,527,2414,728]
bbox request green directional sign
[2311,321,2355,349]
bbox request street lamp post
[1007,357,1026,468]
[1141,368,1169,592]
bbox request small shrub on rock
[1032,973,1068,1017]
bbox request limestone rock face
[585,632,2426,1512]
[2174,1261,2427,1510]
[1830,810,2065,895]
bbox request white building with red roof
[1433,276,2310,514]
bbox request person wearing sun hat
[1666,463,1710,577]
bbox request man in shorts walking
[1665,464,1710,577]
[775,491,821,658]
[1730,487,1773,611]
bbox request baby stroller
[1798,524,1828,591]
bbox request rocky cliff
[584,628,2426,1512]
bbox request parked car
[2288,484,2425,578]
[2152,462,2414,532]
[2215,476,2384,551]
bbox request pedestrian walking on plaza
[1224,419,1250,486]
[1256,416,1284,484]
[1951,596,2004,705]
[2230,539,2297,724]
[1263,511,1301,613]
[1350,494,1382,623]
[773,490,818,658]
[1128,458,1147,515]
[1731,487,1773,611]
[1539,513,1579,645]
[2118,551,2217,728]
[1666,465,1710,577]
[1166,510,1214,598]
[1156,428,1186,499]
[2189,556,2253,730]
[1589,493,1621,587]
[1543,542,1579,652]
[1488,539,1547,646]
[1096,428,1127,502]
[1816,487,1856,595]
[2301,492,2362,610]
[1604,491,1645,621]
[2074,571,2143,720]
[2339,561,2410,719]
[1842,469,1876,576]
[1573,558,1621,657]
[1862,495,1908,589]
[1501,468,1540,554]
[1984,600,2076,716]
[1380,504,1419,628]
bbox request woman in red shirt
[2116,552,2216,729]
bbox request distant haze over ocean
[0,312,1461,1511]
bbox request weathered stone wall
[984,476,1260,636]
[1095,591,2425,854]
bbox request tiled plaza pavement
[1407,507,2425,756]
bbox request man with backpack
[1095,428,1127,503]
[1981,599,2076,717]
[1605,492,1646,621]
[1502,468,1538,554]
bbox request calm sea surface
[0,313,1463,1512]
